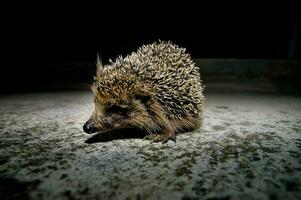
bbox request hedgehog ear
[134,93,151,104]
[96,53,103,77]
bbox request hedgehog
[83,41,204,143]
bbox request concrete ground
[0,83,301,200]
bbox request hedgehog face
[83,82,155,135]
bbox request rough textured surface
[0,90,301,200]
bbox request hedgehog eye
[107,105,127,114]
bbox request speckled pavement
[0,91,301,200]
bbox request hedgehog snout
[83,120,97,134]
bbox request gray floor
[0,88,301,200]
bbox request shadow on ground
[84,128,147,144]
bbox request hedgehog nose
[83,121,96,134]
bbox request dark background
[1,7,300,93]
